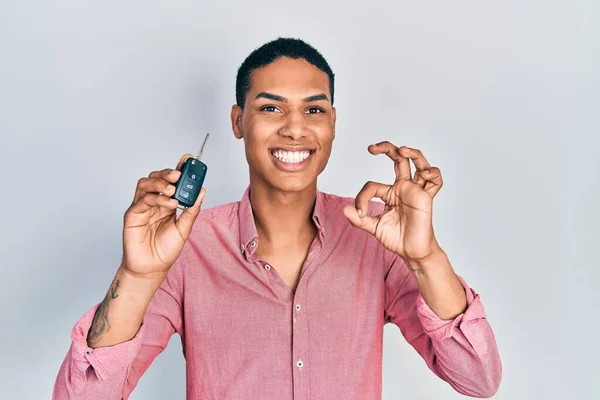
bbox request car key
[172,133,210,209]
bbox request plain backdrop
[0,1,597,399]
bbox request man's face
[232,56,336,193]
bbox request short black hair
[235,37,335,109]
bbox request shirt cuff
[69,303,146,382]
[415,275,487,342]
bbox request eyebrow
[254,92,329,103]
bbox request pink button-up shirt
[53,186,502,399]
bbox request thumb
[176,187,206,239]
[343,204,377,235]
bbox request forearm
[426,323,501,398]
[413,280,502,398]
[385,250,501,397]
[87,264,167,348]
[405,247,467,320]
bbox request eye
[260,105,281,113]
[306,107,324,114]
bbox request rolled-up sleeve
[384,254,502,398]
[53,261,184,400]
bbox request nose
[280,109,307,140]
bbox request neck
[249,177,318,249]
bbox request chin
[267,176,316,193]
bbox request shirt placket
[290,233,324,400]
[245,226,325,400]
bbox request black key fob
[172,157,207,208]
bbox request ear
[331,106,337,140]
[231,105,243,139]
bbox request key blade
[196,133,210,160]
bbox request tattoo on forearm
[110,280,120,299]
[411,268,425,276]
[87,279,120,344]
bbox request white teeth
[272,150,311,163]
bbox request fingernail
[357,209,363,216]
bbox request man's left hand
[343,142,443,262]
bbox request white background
[0,1,597,398]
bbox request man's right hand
[121,153,206,277]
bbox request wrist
[403,249,468,319]
[404,245,445,269]
[117,263,168,298]
[404,247,458,285]
[119,262,168,282]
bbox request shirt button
[250,241,256,248]
[240,244,245,250]
[297,360,304,368]
[295,304,301,312]
[264,264,271,270]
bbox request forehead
[248,57,330,99]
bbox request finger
[133,177,176,203]
[343,204,379,235]
[176,153,195,171]
[148,152,194,183]
[422,167,444,198]
[413,167,441,188]
[149,168,182,184]
[132,168,178,203]
[135,153,193,201]
[413,171,426,187]
[399,146,431,185]
[129,193,179,215]
[368,142,411,182]
[399,146,431,170]
[354,181,391,216]
[176,187,206,238]
[368,141,403,161]
[413,166,428,188]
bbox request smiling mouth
[269,149,315,164]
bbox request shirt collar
[238,185,327,258]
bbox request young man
[53,38,501,399]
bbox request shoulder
[189,199,240,234]
[197,200,239,220]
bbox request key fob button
[182,178,196,191]
[187,162,207,181]
[189,171,201,181]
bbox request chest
[183,240,388,352]
[255,228,318,292]
[181,225,391,343]
[259,247,310,292]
